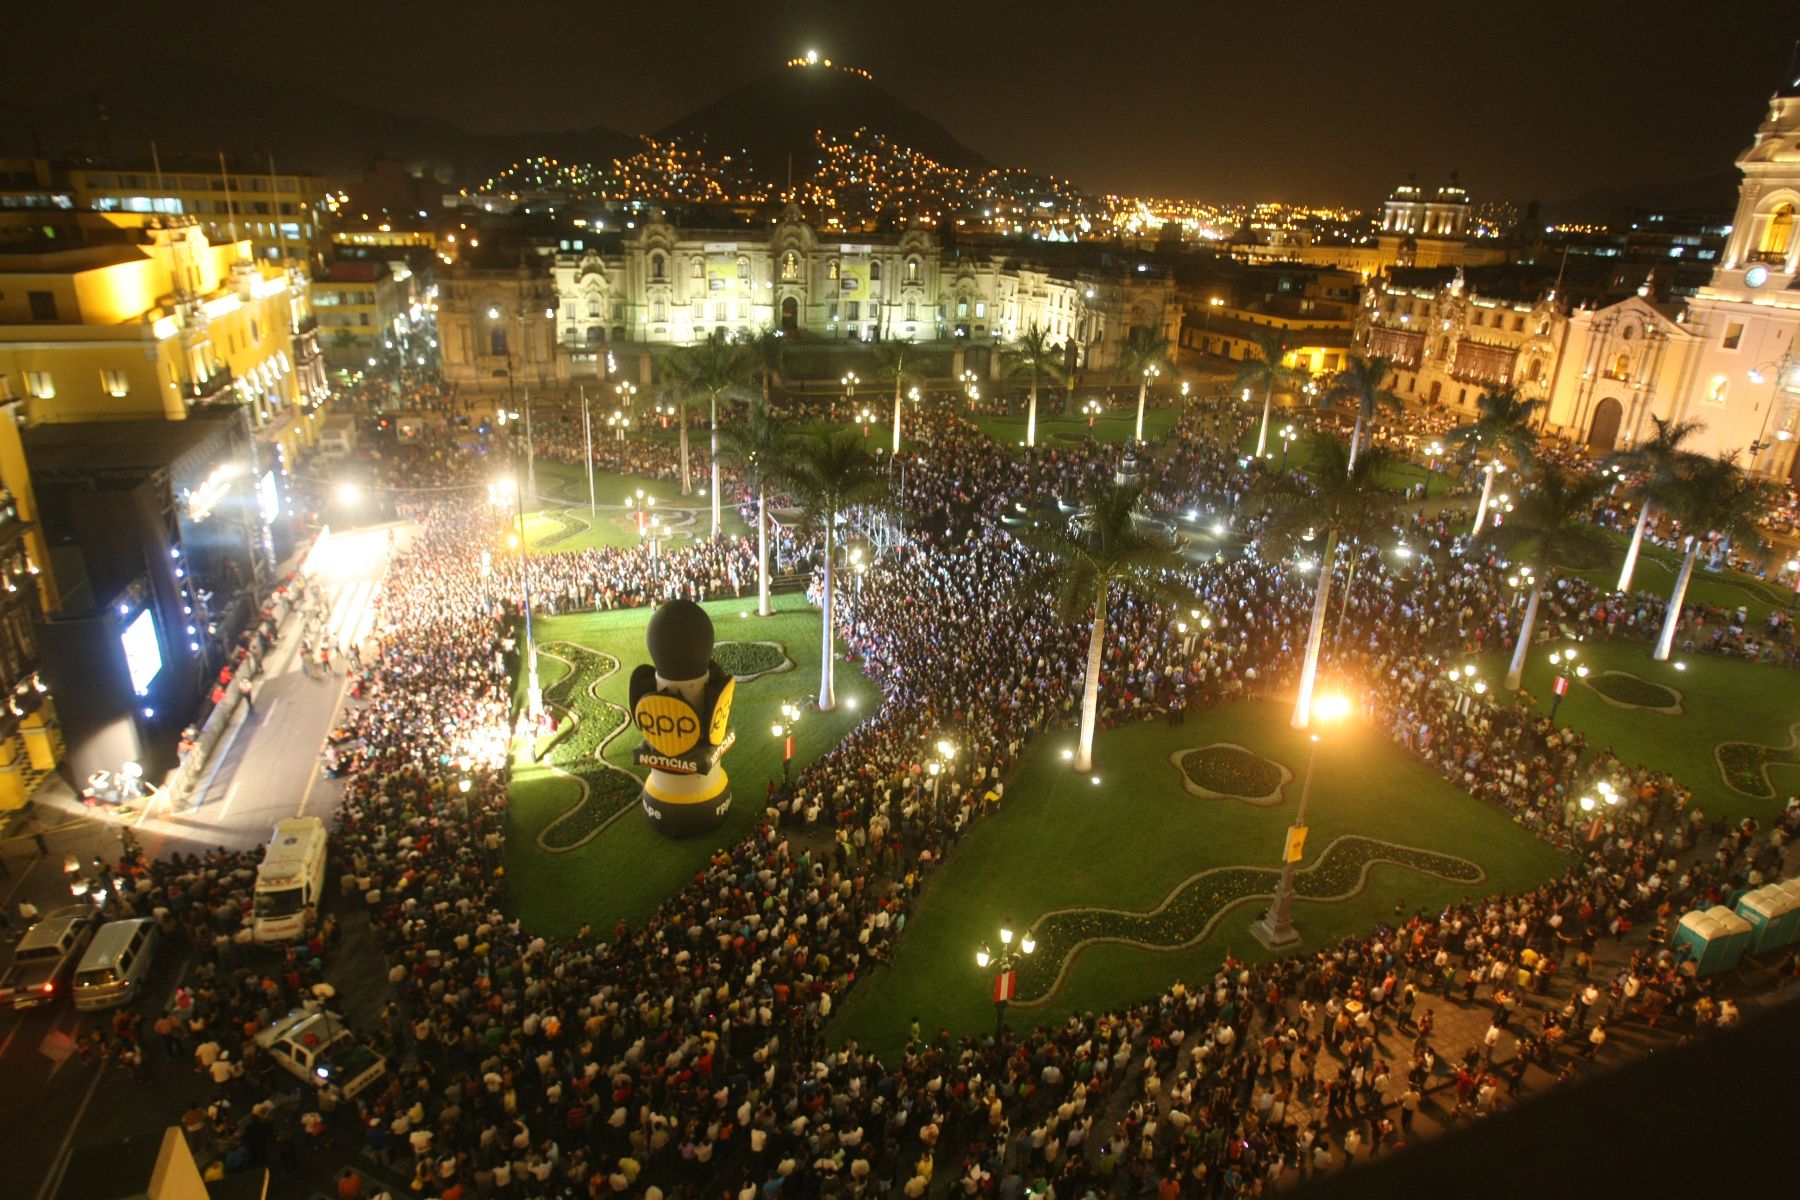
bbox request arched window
[868,260,881,282]
[586,299,600,319]
[905,257,920,283]
[737,257,750,280]
[649,254,665,281]
[780,251,799,280]
[1612,353,1631,380]
[652,298,667,322]
[905,298,918,321]
[1707,375,1729,407]
[1761,203,1795,260]
[691,256,704,279]
[827,259,839,281]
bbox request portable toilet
[1734,886,1788,955]
[1705,905,1753,972]
[1770,881,1800,947]
[1674,909,1725,975]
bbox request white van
[316,414,358,458]
[253,817,328,943]
[73,918,161,1011]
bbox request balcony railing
[188,368,235,404]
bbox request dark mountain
[1538,169,1739,224]
[0,66,636,184]
[658,64,991,177]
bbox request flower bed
[1175,744,1287,803]
[1011,836,1484,1004]
[1585,670,1682,713]
[714,640,791,680]
[534,509,591,548]
[534,642,642,851]
[1716,727,1800,801]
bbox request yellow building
[313,260,410,368]
[0,215,328,595]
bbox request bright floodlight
[1312,693,1351,723]
[336,483,360,503]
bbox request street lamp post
[493,472,543,732]
[1081,398,1102,429]
[1279,423,1297,472]
[580,386,597,517]
[1547,647,1589,723]
[975,920,1036,1041]
[1250,693,1349,949]
[771,700,803,785]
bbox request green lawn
[829,699,1567,1059]
[1234,428,1456,498]
[1477,637,1800,825]
[505,593,878,935]
[521,462,752,551]
[971,406,1183,448]
[1569,532,1792,628]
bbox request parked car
[254,1007,387,1100]
[0,905,99,1011]
[72,918,162,1011]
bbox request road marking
[296,756,323,818]
[1,847,46,911]
[33,1062,104,1200]
[0,1019,19,1057]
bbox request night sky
[11,0,1798,204]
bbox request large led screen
[121,609,162,696]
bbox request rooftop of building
[24,413,238,474]
[319,259,390,283]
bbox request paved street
[0,522,412,1200]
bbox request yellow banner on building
[837,257,871,299]
[706,250,741,293]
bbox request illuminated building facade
[1538,79,1800,476]
[1355,267,1567,412]
[438,211,1175,388]
[312,260,411,369]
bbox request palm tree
[1114,326,1174,442]
[1651,454,1770,661]
[1486,470,1612,689]
[1235,327,1301,459]
[747,325,787,405]
[1254,438,1399,728]
[1002,322,1066,448]
[872,340,921,455]
[1014,483,1183,772]
[1325,354,1399,470]
[1445,387,1542,536]
[718,402,786,617]
[1606,415,1704,593]
[663,332,754,538]
[778,430,889,710]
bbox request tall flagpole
[523,383,537,502]
[582,386,596,518]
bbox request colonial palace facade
[437,209,1176,390]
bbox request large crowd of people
[71,376,1800,1198]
